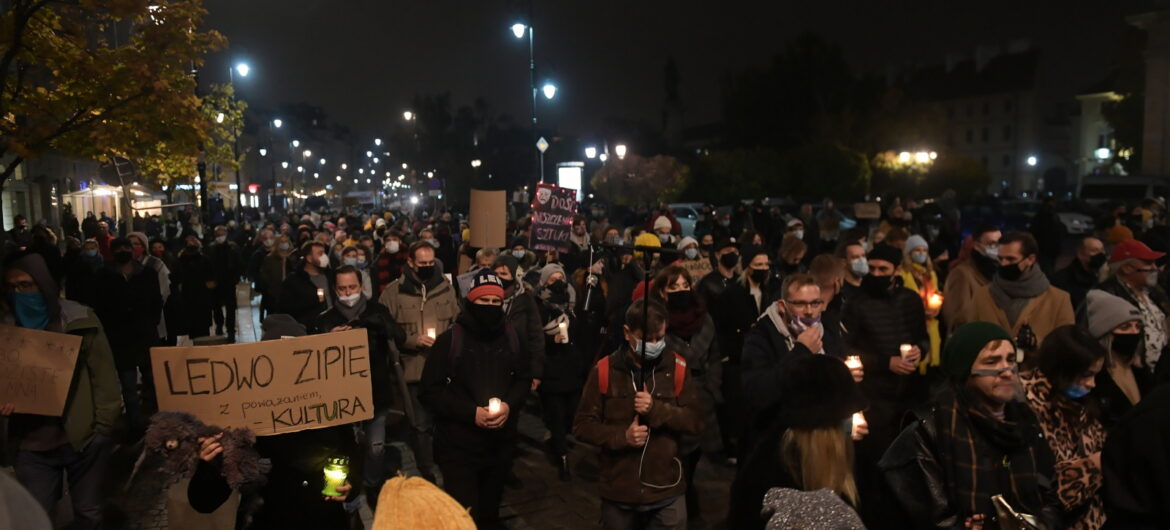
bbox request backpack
[596,353,687,397]
[447,322,521,367]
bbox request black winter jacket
[279,266,334,332]
[841,285,929,401]
[316,300,406,412]
[94,262,162,369]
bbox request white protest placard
[151,329,373,436]
[0,325,82,416]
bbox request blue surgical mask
[633,338,667,360]
[684,248,699,260]
[512,249,526,260]
[850,258,869,277]
[911,252,928,265]
[1063,384,1090,399]
[81,249,98,258]
[10,291,49,330]
[344,257,358,267]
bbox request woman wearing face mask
[672,237,712,282]
[260,234,294,319]
[509,237,537,274]
[1020,325,1108,530]
[1083,290,1155,430]
[375,232,408,296]
[341,245,374,300]
[420,270,532,529]
[650,265,722,521]
[899,235,942,374]
[534,264,584,481]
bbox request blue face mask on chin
[632,339,666,360]
[1063,384,1090,399]
[11,291,49,330]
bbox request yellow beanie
[372,476,475,530]
[633,232,661,260]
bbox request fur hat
[776,354,866,430]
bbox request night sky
[202,0,1149,141]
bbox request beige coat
[959,284,1075,355]
[942,260,991,335]
[378,273,460,382]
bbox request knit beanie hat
[904,235,928,255]
[776,354,866,430]
[538,263,567,288]
[1085,290,1142,339]
[653,215,672,232]
[467,269,505,301]
[373,476,475,530]
[491,255,519,278]
[634,232,661,248]
[942,321,1014,380]
[867,243,902,268]
[677,236,699,250]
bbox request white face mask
[338,292,361,307]
[981,244,999,260]
[631,338,667,360]
[317,254,330,268]
[263,238,275,248]
[215,235,226,244]
[792,230,804,240]
[850,257,869,276]
[512,249,526,259]
[385,241,400,254]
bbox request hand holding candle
[927,292,943,311]
[316,288,325,302]
[900,344,914,361]
[557,321,569,343]
[851,412,869,440]
[426,327,437,340]
[488,397,501,415]
[321,457,349,497]
[845,355,864,383]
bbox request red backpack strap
[597,356,610,395]
[672,354,687,397]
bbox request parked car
[668,202,706,237]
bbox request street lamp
[599,153,608,163]
[585,146,597,159]
[303,149,312,158]
[366,150,373,158]
[511,23,527,39]
[1027,155,1038,167]
[234,63,250,78]
[471,159,482,168]
[258,147,267,157]
[341,163,347,170]
[374,138,382,146]
[281,161,289,169]
[403,110,414,121]
[292,139,300,148]
[319,158,326,165]
[272,118,282,128]
[227,61,251,223]
[215,112,225,124]
[615,144,627,159]
[542,82,557,100]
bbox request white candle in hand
[900,344,913,361]
[851,412,867,437]
[426,328,436,340]
[488,397,501,415]
[316,288,325,302]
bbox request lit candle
[900,344,913,361]
[488,397,501,414]
[426,327,436,340]
[927,293,943,311]
[558,321,569,342]
[845,355,862,370]
[316,288,325,302]
[851,412,868,437]
[321,458,349,497]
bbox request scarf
[761,301,824,354]
[989,265,1050,326]
[336,294,368,322]
[668,306,706,341]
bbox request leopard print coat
[1021,370,1107,530]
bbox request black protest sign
[529,182,578,253]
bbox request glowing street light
[511,23,528,39]
[272,118,282,128]
[303,149,312,158]
[542,82,557,100]
[615,144,628,159]
[471,159,482,168]
[374,138,382,146]
[258,147,268,157]
[403,110,414,121]
[599,153,608,163]
[1095,147,1112,160]
[215,112,225,124]
[914,151,930,164]
[291,139,300,148]
[281,161,289,169]
[898,151,911,163]
[341,163,348,170]
[234,63,250,78]
[366,151,373,158]
[585,146,597,159]
[1027,155,1038,167]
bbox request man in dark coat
[1052,236,1105,311]
[316,265,406,512]
[94,238,161,433]
[880,322,1061,530]
[279,240,334,332]
[208,225,243,341]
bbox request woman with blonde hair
[730,353,866,530]
[900,235,941,373]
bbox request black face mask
[113,250,133,264]
[719,253,740,270]
[667,290,694,311]
[973,251,999,279]
[549,280,568,295]
[1112,332,1141,358]
[415,265,435,281]
[750,269,770,285]
[997,263,1024,282]
[501,277,516,290]
[1088,253,1107,271]
[861,274,893,298]
[467,303,504,329]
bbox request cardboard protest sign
[0,326,82,416]
[151,329,373,436]
[470,189,506,249]
[854,202,882,220]
[529,182,578,253]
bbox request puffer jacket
[573,347,703,505]
[841,285,929,401]
[378,267,460,382]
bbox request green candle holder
[321,457,349,497]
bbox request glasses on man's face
[785,299,823,310]
[970,362,1019,378]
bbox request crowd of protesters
[1,194,1169,529]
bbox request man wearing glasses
[881,322,1060,529]
[1093,239,1170,374]
[741,274,856,448]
